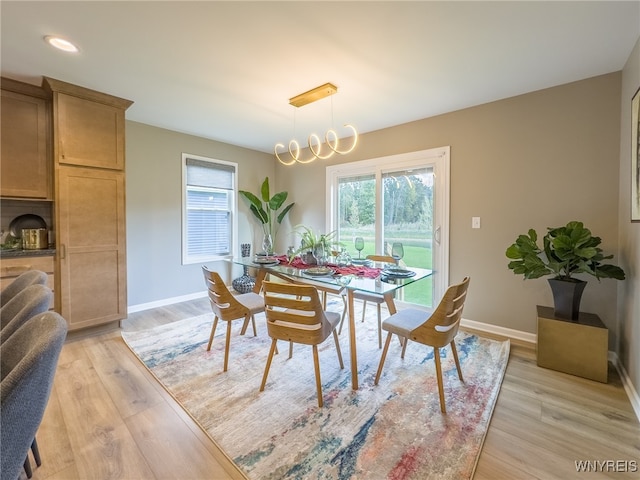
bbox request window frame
[326,147,450,305]
[181,153,238,265]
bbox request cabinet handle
[60,244,66,259]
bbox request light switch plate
[472,217,481,229]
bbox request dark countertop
[0,248,56,258]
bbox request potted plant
[239,177,294,254]
[505,221,625,320]
[290,225,338,265]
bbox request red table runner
[273,255,382,279]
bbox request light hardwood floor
[23,297,639,480]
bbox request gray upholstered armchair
[0,270,48,308]
[0,311,67,480]
[0,284,53,344]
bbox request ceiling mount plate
[289,82,338,108]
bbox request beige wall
[126,72,628,359]
[125,122,274,306]
[618,37,640,398]
[278,73,623,344]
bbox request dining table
[228,254,433,390]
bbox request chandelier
[275,83,358,166]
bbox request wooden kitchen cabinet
[55,166,126,329]
[44,77,133,331]
[0,78,52,199]
[44,77,131,170]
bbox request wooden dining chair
[374,276,470,413]
[202,266,265,372]
[260,281,344,407]
[339,254,397,348]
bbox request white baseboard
[127,291,207,314]
[609,351,640,422]
[460,317,537,344]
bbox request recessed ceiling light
[44,35,79,53]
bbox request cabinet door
[55,165,126,330]
[1,90,51,198]
[56,92,126,170]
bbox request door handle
[435,226,441,245]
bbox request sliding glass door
[336,174,376,260]
[327,147,449,308]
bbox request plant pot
[548,278,587,320]
[301,252,316,265]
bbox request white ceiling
[2,1,639,154]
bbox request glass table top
[229,257,432,296]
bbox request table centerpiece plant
[290,225,339,265]
[505,220,625,320]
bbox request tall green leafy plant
[506,221,625,281]
[239,177,294,246]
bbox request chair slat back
[262,281,332,345]
[202,266,249,321]
[411,276,470,347]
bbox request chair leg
[401,336,409,358]
[31,438,41,466]
[376,303,382,349]
[260,338,278,392]
[451,341,464,382]
[223,320,232,372]
[207,316,219,351]
[338,296,347,334]
[23,455,32,479]
[312,345,323,407]
[374,332,393,385]
[239,314,251,335]
[288,340,293,359]
[332,329,344,369]
[433,347,446,414]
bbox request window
[182,154,237,265]
[327,147,449,308]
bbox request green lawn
[342,239,433,307]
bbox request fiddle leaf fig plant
[239,177,294,245]
[506,221,625,281]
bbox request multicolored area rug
[122,305,510,480]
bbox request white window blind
[182,155,237,264]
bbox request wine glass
[391,242,404,264]
[354,237,365,259]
